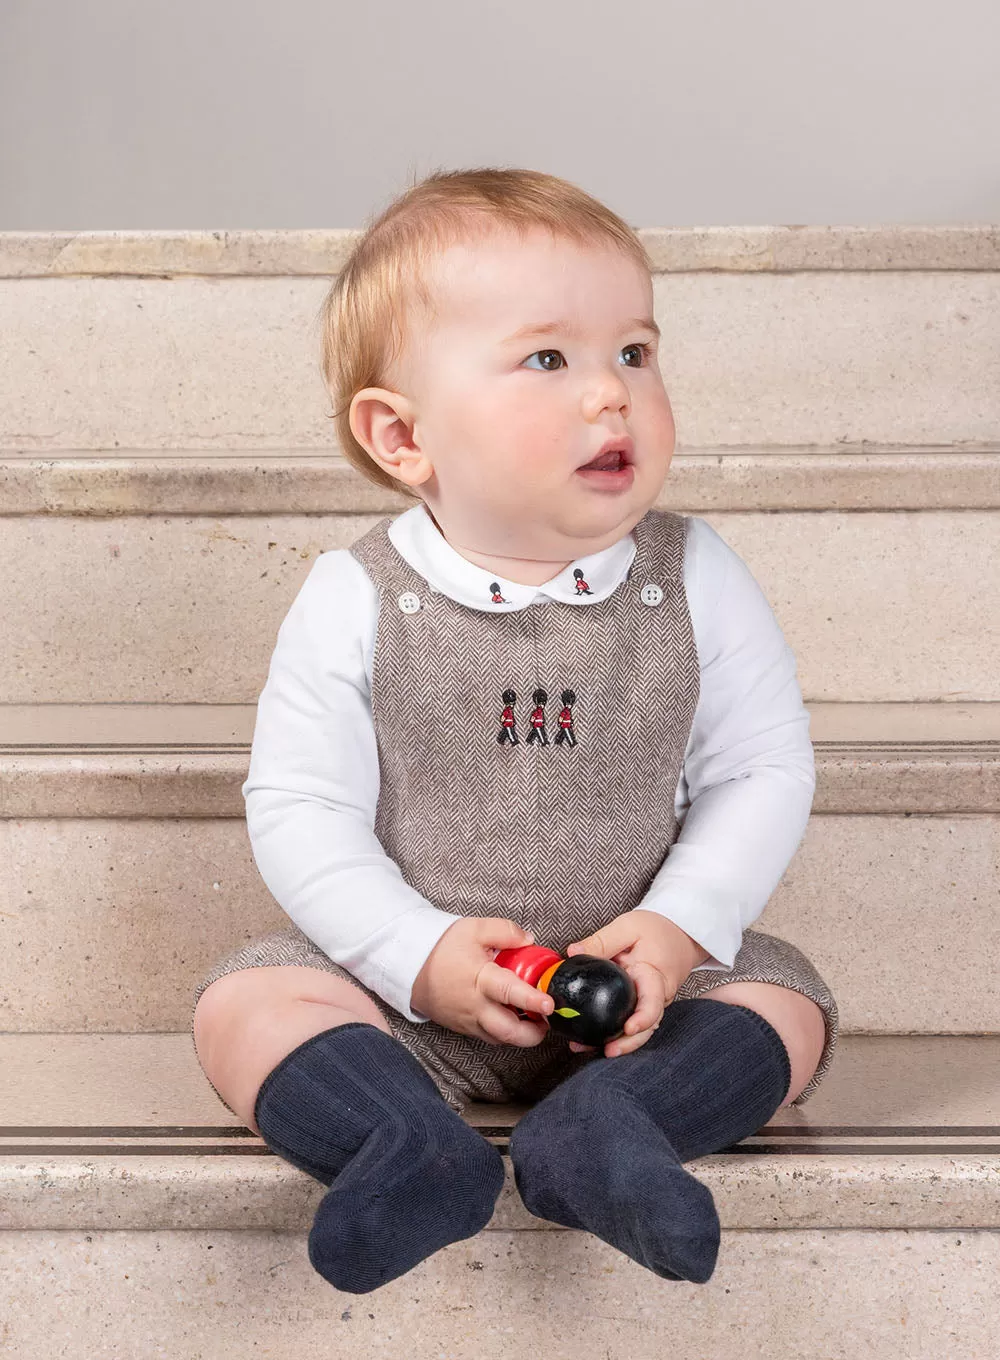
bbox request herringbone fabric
[352,507,699,953]
[193,507,839,1115]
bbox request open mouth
[580,450,627,471]
[578,437,634,473]
[577,441,635,488]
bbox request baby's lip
[578,435,635,470]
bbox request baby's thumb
[566,928,605,958]
[486,918,536,950]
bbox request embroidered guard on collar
[489,581,507,605]
[573,568,593,596]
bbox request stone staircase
[1,226,998,1358]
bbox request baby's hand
[410,916,556,1047]
[564,909,708,1058]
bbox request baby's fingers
[604,962,666,1057]
[481,961,554,1021]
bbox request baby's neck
[458,547,573,587]
[425,506,574,587]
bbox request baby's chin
[495,504,651,560]
[553,488,657,538]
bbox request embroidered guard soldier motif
[554,688,577,746]
[497,688,519,744]
[489,581,507,605]
[573,568,593,595]
[526,687,550,746]
[499,686,577,748]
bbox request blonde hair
[318,166,652,498]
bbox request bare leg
[193,965,392,1134]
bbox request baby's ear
[349,387,432,489]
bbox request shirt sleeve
[637,516,817,971]
[240,550,461,1023]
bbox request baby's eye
[523,349,565,371]
[620,342,653,368]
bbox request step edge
[2,226,998,277]
[4,702,1000,748]
[3,449,1000,514]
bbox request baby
[192,167,838,1295]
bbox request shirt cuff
[358,906,463,1023]
[634,871,745,970]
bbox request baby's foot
[509,1075,720,1283]
[308,1111,505,1294]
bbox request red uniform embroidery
[526,688,550,746]
[497,688,519,745]
[554,688,577,746]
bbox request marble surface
[1,1034,999,1234]
[0,813,997,1033]
[2,272,998,449]
[2,225,999,275]
[2,511,998,704]
[3,449,1000,514]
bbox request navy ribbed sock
[253,1022,506,1294]
[508,998,792,1284]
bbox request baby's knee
[193,967,393,1132]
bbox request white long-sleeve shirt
[241,503,816,1023]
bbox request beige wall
[1,0,998,229]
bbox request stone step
[2,1032,996,1230]
[2,507,997,704]
[0,1032,996,1357]
[3,1228,995,1360]
[3,225,997,1354]
[1,705,997,1036]
[4,448,1000,513]
[3,701,1000,815]
[6,225,998,276]
[2,228,998,451]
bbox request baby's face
[391,226,675,562]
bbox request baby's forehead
[418,227,635,331]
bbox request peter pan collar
[387,502,637,612]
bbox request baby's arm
[240,550,460,1023]
[636,517,816,971]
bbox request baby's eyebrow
[500,316,661,345]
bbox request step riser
[3,271,998,448]
[1,1230,995,1360]
[3,511,998,704]
[3,814,997,1033]
[5,700,998,751]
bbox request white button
[640,583,664,607]
[397,591,421,614]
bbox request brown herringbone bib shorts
[193,509,839,1113]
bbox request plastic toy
[493,943,638,1047]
